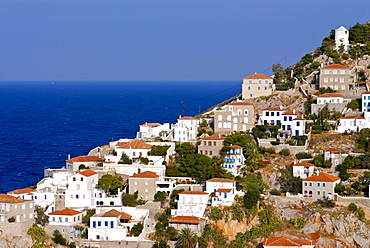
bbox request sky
[1,0,369,81]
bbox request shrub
[244,190,261,209]
[8,216,15,223]
[289,217,307,229]
[287,140,295,146]
[52,230,68,246]
[270,189,281,195]
[348,203,358,212]
[279,148,290,156]
[316,197,335,208]
[131,222,144,236]
[140,157,149,164]
[296,152,312,160]
[209,207,223,221]
[154,191,168,202]
[271,141,280,146]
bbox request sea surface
[0,81,240,193]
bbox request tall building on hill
[319,64,353,91]
[242,73,274,99]
[335,26,349,51]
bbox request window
[248,80,252,84]
[296,121,300,126]
[218,115,222,121]
[264,87,267,90]
[271,112,274,116]
[145,181,148,186]
[265,80,268,84]
[340,70,345,74]
[324,78,328,83]
[333,70,337,74]
[249,94,252,97]
[257,86,260,90]
[284,116,287,121]
[210,151,212,155]
[59,217,62,222]
[309,183,312,186]
[145,188,149,193]
[73,177,76,181]
[98,221,101,226]
[330,78,333,82]
[248,86,251,90]
[340,78,344,83]
[258,80,262,84]
[317,191,320,195]
[105,221,108,226]
[334,78,338,82]
[341,85,345,90]
[81,177,83,181]
[266,112,269,116]
[134,181,138,185]
[317,183,320,187]
[76,194,79,199]
[323,183,326,187]
[244,110,248,115]
[65,217,68,222]
[324,70,329,75]
[289,117,292,121]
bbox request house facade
[206,178,236,206]
[213,102,255,134]
[337,115,366,133]
[171,191,209,218]
[66,156,104,171]
[362,91,370,112]
[168,216,206,235]
[311,93,346,114]
[319,64,353,91]
[242,73,274,99]
[172,116,199,142]
[323,147,343,166]
[136,122,171,140]
[335,26,349,51]
[115,139,152,161]
[223,145,245,176]
[302,173,340,199]
[292,163,315,179]
[128,170,159,201]
[197,134,226,157]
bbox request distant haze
[1,0,369,81]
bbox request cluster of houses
[1,25,368,247]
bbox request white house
[65,156,104,171]
[115,139,153,161]
[172,116,199,142]
[337,115,366,133]
[362,91,370,112]
[258,107,286,126]
[335,26,349,51]
[311,93,346,114]
[48,208,84,226]
[168,216,206,235]
[136,122,171,140]
[292,163,315,179]
[223,145,245,176]
[302,173,340,199]
[64,169,98,209]
[206,178,236,206]
[171,191,209,218]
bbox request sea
[0,81,241,193]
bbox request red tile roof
[227,102,253,106]
[179,191,208,195]
[0,194,24,203]
[293,163,314,167]
[206,178,235,182]
[168,215,204,224]
[49,208,82,216]
[118,139,152,149]
[229,145,242,149]
[340,115,365,119]
[102,209,132,220]
[323,147,341,152]
[202,134,226,140]
[130,170,159,178]
[262,107,285,111]
[294,117,306,120]
[66,156,104,162]
[361,91,370,95]
[216,188,232,193]
[178,116,198,120]
[78,169,98,177]
[303,173,340,182]
[282,111,296,115]
[139,123,161,127]
[7,188,36,194]
[317,93,344,98]
[243,73,272,79]
[322,64,349,69]
[263,236,314,246]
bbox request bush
[270,189,281,195]
[296,152,312,160]
[279,148,290,156]
[131,222,144,236]
[316,197,335,208]
[270,141,280,146]
[140,157,149,165]
[286,140,295,146]
[209,207,223,221]
[348,203,358,212]
[289,217,307,229]
[154,191,168,202]
[243,190,261,209]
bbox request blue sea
[0,81,240,193]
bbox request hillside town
[3,24,370,248]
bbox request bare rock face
[303,212,370,248]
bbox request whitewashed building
[65,156,104,171]
[335,26,349,51]
[172,116,199,142]
[48,208,83,226]
[115,140,152,161]
[136,122,171,140]
[223,145,245,176]
[206,178,236,206]
[362,91,370,112]
[311,93,346,114]
[171,191,209,218]
[292,162,315,179]
[337,115,366,133]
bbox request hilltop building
[198,134,226,157]
[172,116,199,142]
[310,93,346,114]
[302,173,340,199]
[213,101,255,134]
[66,156,104,171]
[242,73,274,99]
[319,64,353,91]
[335,26,349,51]
[136,122,171,140]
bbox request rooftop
[340,115,365,119]
[263,236,314,247]
[179,191,208,195]
[78,169,98,177]
[323,147,341,152]
[317,93,344,98]
[262,107,285,111]
[207,178,235,182]
[321,64,349,69]
[293,162,314,167]
[118,139,152,149]
[49,208,82,216]
[243,73,272,79]
[303,172,340,182]
[101,209,132,220]
[66,155,104,162]
[0,194,24,203]
[7,188,36,194]
[178,116,198,120]
[130,170,159,178]
[202,134,226,140]
[227,102,253,106]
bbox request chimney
[138,168,141,174]
[293,109,296,114]
[68,154,70,160]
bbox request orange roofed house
[115,139,152,162]
[66,155,104,171]
[302,172,340,200]
[319,64,353,91]
[310,93,346,114]
[198,134,226,157]
[48,208,84,238]
[128,170,160,201]
[213,101,255,134]
[262,236,315,247]
[171,191,209,218]
[242,73,274,99]
[292,162,315,179]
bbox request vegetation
[176,228,198,248]
[121,192,146,207]
[347,203,365,220]
[28,225,46,248]
[82,209,95,225]
[149,145,170,156]
[295,152,312,159]
[209,207,223,221]
[279,148,290,156]
[119,153,132,164]
[243,190,261,209]
[199,224,227,248]
[35,206,49,226]
[154,191,168,202]
[316,197,335,208]
[279,166,302,194]
[140,157,149,164]
[97,174,123,195]
[290,217,307,229]
[131,222,144,236]
[52,230,76,248]
[270,189,281,195]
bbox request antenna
[198,106,201,115]
[181,101,185,116]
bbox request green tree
[289,217,307,229]
[243,190,261,209]
[28,226,46,247]
[176,228,198,248]
[153,240,170,248]
[52,230,68,246]
[97,174,122,195]
[200,119,208,127]
[131,222,144,236]
[348,99,360,110]
[154,191,168,202]
[120,153,133,164]
[35,206,49,226]
[209,207,223,221]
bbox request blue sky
[1,0,369,81]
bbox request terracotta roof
[323,147,341,152]
[243,73,272,79]
[7,188,36,194]
[130,170,159,178]
[118,139,152,149]
[139,123,161,127]
[282,111,296,115]
[78,169,98,177]
[303,173,340,182]
[168,216,204,224]
[49,208,82,216]
[66,156,104,162]
[322,64,349,69]
[178,116,198,120]
[293,163,314,167]
[263,236,314,246]
[101,209,132,220]
[0,194,24,203]
[317,93,344,98]
[294,117,306,120]
[216,188,232,193]
[229,145,242,149]
[361,91,370,95]
[179,191,208,195]
[262,107,285,111]
[340,115,365,119]
[206,178,235,182]
[202,134,226,140]
[227,102,253,106]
